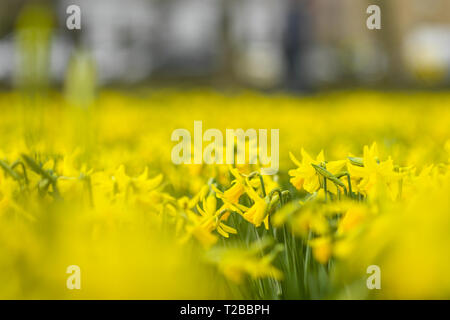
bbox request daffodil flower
[308,236,332,264]
[194,193,237,239]
[289,149,346,194]
[206,239,283,283]
[347,143,401,199]
[235,180,271,229]
[212,166,245,204]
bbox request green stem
[281,190,291,204]
[247,171,266,197]
[346,174,353,198]
[0,160,20,180]
[269,188,283,206]
[11,161,29,184]
[259,174,266,197]
[304,231,312,292]
[22,154,60,198]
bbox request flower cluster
[1,90,450,299]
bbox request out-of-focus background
[0,0,449,91]
[1,0,450,301]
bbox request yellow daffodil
[207,240,283,283]
[236,180,271,229]
[1,89,450,299]
[337,205,369,234]
[212,166,245,204]
[309,236,332,264]
[292,207,329,237]
[289,149,346,194]
[193,193,237,240]
[347,143,400,199]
